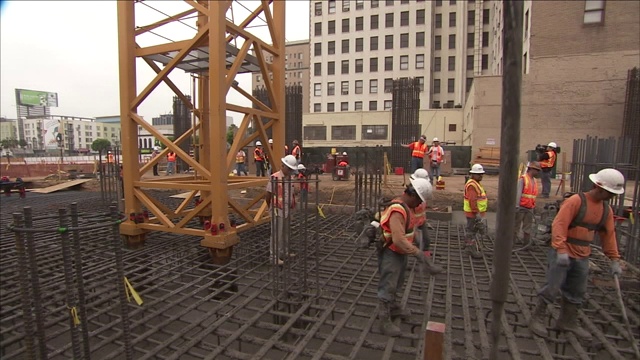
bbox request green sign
[17,89,59,107]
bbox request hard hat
[297,164,306,170]
[293,140,299,145]
[527,161,542,171]
[433,137,439,142]
[589,168,625,195]
[281,155,298,170]
[419,135,426,141]
[410,168,429,180]
[256,141,262,146]
[409,177,432,203]
[268,139,273,144]
[547,142,557,148]
[342,152,347,155]
[469,164,485,174]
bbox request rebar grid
[1,193,639,359]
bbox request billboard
[16,89,59,107]
[43,119,61,149]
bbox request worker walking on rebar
[376,177,439,337]
[235,148,248,176]
[254,141,266,177]
[538,142,558,198]
[265,155,299,265]
[426,138,444,183]
[401,135,427,173]
[463,164,486,259]
[297,164,308,210]
[409,168,444,274]
[529,168,624,341]
[514,161,541,243]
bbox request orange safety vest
[380,200,415,254]
[254,148,264,161]
[292,145,301,159]
[338,161,348,167]
[236,151,245,163]
[429,146,443,163]
[519,174,538,209]
[270,171,296,209]
[167,153,176,162]
[107,154,115,163]
[411,142,427,158]
[540,151,556,169]
[298,173,308,190]
[413,202,427,228]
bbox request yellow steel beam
[231,81,272,113]
[135,40,195,58]
[225,39,252,93]
[183,0,209,16]
[135,8,198,36]
[134,188,174,228]
[175,194,212,228]
[226,113,252,173]
[225,1,271,43]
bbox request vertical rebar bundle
[390,78,421,172]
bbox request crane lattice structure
[117,0,285,263]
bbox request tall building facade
[22,116,121,152]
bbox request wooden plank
[30,179,93,194]
[424,321,445,360]
[170,191,201,199]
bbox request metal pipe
[488,1,523,359]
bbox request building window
[401,0,409,4]
[385,35,393,49]
[342,18,350,33]
[328,20,335,34]
[370,36,379,50]
[468,10,475,24]
[328,61,335,74]
[384,56,393,71]
[355,80,363,94]
[434,35,441,50]
[314,63,321,76]
[416,54,425,69]
[432,101,440,108]
[450,0,456,4]
[449,34,456,49]
[434,57,441,72]
[416,76,424,91]
[416,9,425,25]
[371,0,379,7]
[342,39,350,53]
[328,82,335,95]
[435,14,442,28]
[400,55,409,70]
[369,101,378,111]
[332,125,356,140]
[355,101,363,111]
[362,125,388,140]
[448,56,455,71]
[449,12,456,27]
[304,126,326,140]
[341,81,349,95]
[482,32,489,47]
[370,57,378,72]
[314,22,322,36]
[328,103,335,112]
[314,103,321,112]
[448,78,454,93]
[384,100,393,110]
[384,78,393,92]
[436,0,442,6]
[483,9,490,24]
[467,55,474,70]
[356,16,364,31]
[342,60,349,74]
[400,33,409,48]
[468,33,475,48]
[314,83,321,96]
[400,11,409,26]
[355,59,364,72]
[434,79,441,93]
[449,124,457,132]
[341,102,349,111]
[370,79,378,93]
[371,14,379,29]
[385,13,394,27]
[416,32,425,47]
[466,77,473,92]
[342,0,350,12]
[386,0,394,5]
[356,0,364,10]
[314,2,322,16]
[314,43,321,56]
[328,41,336,54]
[329,0,336,13]
[356,38,363,51]
[482,54,488,70]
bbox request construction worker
[401,135,427,173]
[291,140,302,164]
[235,148,248,176]
[151,147,160,176]
[265,155,299,265]
[463,164,486,259]
[538,142,558,198]
[166,151,176,175]
[254,141,266,177]
[297,164,308,210]
[377,177,440,336]
[267,139,274,175]
[409,168,444,273]
[514,161,541,243]
[338,152,349,167]
[426,138,444,183]
[529,168,624,341]
[107,151,116,174]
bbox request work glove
[556,252,570,267]
[610,260,622,276]
[356,222,378,249]
[414,250,431,264]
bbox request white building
[22,116,121,153]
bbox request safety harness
[566,192,609,247]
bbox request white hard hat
[547,142,557,148]
[256,141,262,146]
[410,168,429,180]
[409,177,432,203]
[470,164,485,174]
[297,164,306,170]
[153,146,160,151]
[342,152,347,155]
[589,168,625,195]
[281,155,298,170]
[268,139,273,144]
[433,137,439,142]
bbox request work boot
[390,302,411,320]
[379,301,401,337]
[555,299,593,341]
[465,241,482,259]
[423,257,444,275]
[529,298,549,337]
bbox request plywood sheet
[30,179,93,194]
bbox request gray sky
[0,1,309,124]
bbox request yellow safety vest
[463,179,487,213]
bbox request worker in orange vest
[401,135,427,173]
[463,164,486,259]
[291,140,302,164]
[166,151,176,175]
[235,148,248,176]
[426,137,444,183]
[514,161,541,243]
[538,142,558,198]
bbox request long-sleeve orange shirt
[464,186,479,218]
[551,192,620,260]
[389,212,420,255]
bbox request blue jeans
[430,162,441,182]
[166,162,175,175]
[236,163,247,176]
[538,248,589,305]
[377,248,408,303]
[540,170,552,196]
[410,157,423,173]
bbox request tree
[1,138,18,149]
[91,138,112,153]
[226,124,238,145]
[18,139,27,148]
